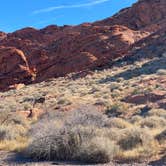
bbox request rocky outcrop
[0,32,6,40]
[0,0,166,91]
[124,90,166,105]
[95,0,166,31]
[0,46,35,90]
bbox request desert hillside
[0,0,166,165]
[0,0,166,91]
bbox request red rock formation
[0,0,166,91]
[0,46,34,90]
[124,90,166,105]
[95,0,166,31]
[0,32,6,40]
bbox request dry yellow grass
[0,56,165,163]
[0,137,28,152]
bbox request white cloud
[33,0,110,14]
[33,15,63,26]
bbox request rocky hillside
[0,0,166,91]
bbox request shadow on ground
[4,152,91,165]
[149,154,166,166]
[99,57,166,83]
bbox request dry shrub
[118,127,154,151]
[26,124,119,163]
[0,110,27,127]
[139,116,166,128]
[0,110,29,152]
[107,118,132,129]
[64,105,108,128]
[155,129,166,143]
[75,136,119,164]
[156,69,166,75]
[130,115,143,124]
[24,105,163,163]
[25,106,119,163]
[0,125,27,141]
[0,125,16,141]
[147,109,166,119]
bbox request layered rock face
[0,0,166,91]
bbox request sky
[0,0,137,32]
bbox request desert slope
[0,0,166,91]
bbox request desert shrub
[0,110,27,127]
[105,103,129,117]
[139,116,166,128]
[156,69,166,75]
[0,110,12,125]
[0,125,26,141]
[24,105,162,163]
[131,88,142,95]
[147,109,166,119]
[106,118,132,129]
[0,110,28,143]
[57,97,72,106]
[130,115,143,124]
[0,126,14,141]
[105,105,122,117]
[26,123,80,161]
[0,110,28,152]
[107,104,120,113]
[75,136,119,163]
[64,105,109,128]
[118,127,153,150]
[155,129,166,143]
[105,128,123,142]
[25,106,119,163]
[110,82,120,92]
[26,123,118,163]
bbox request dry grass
[0,111,29,152]
[139,116,166,129]
[106,118,132,129]
[1,57,164,115]
[0,137,28,152]
[0,56,165,163]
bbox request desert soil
[0,151,165,166]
